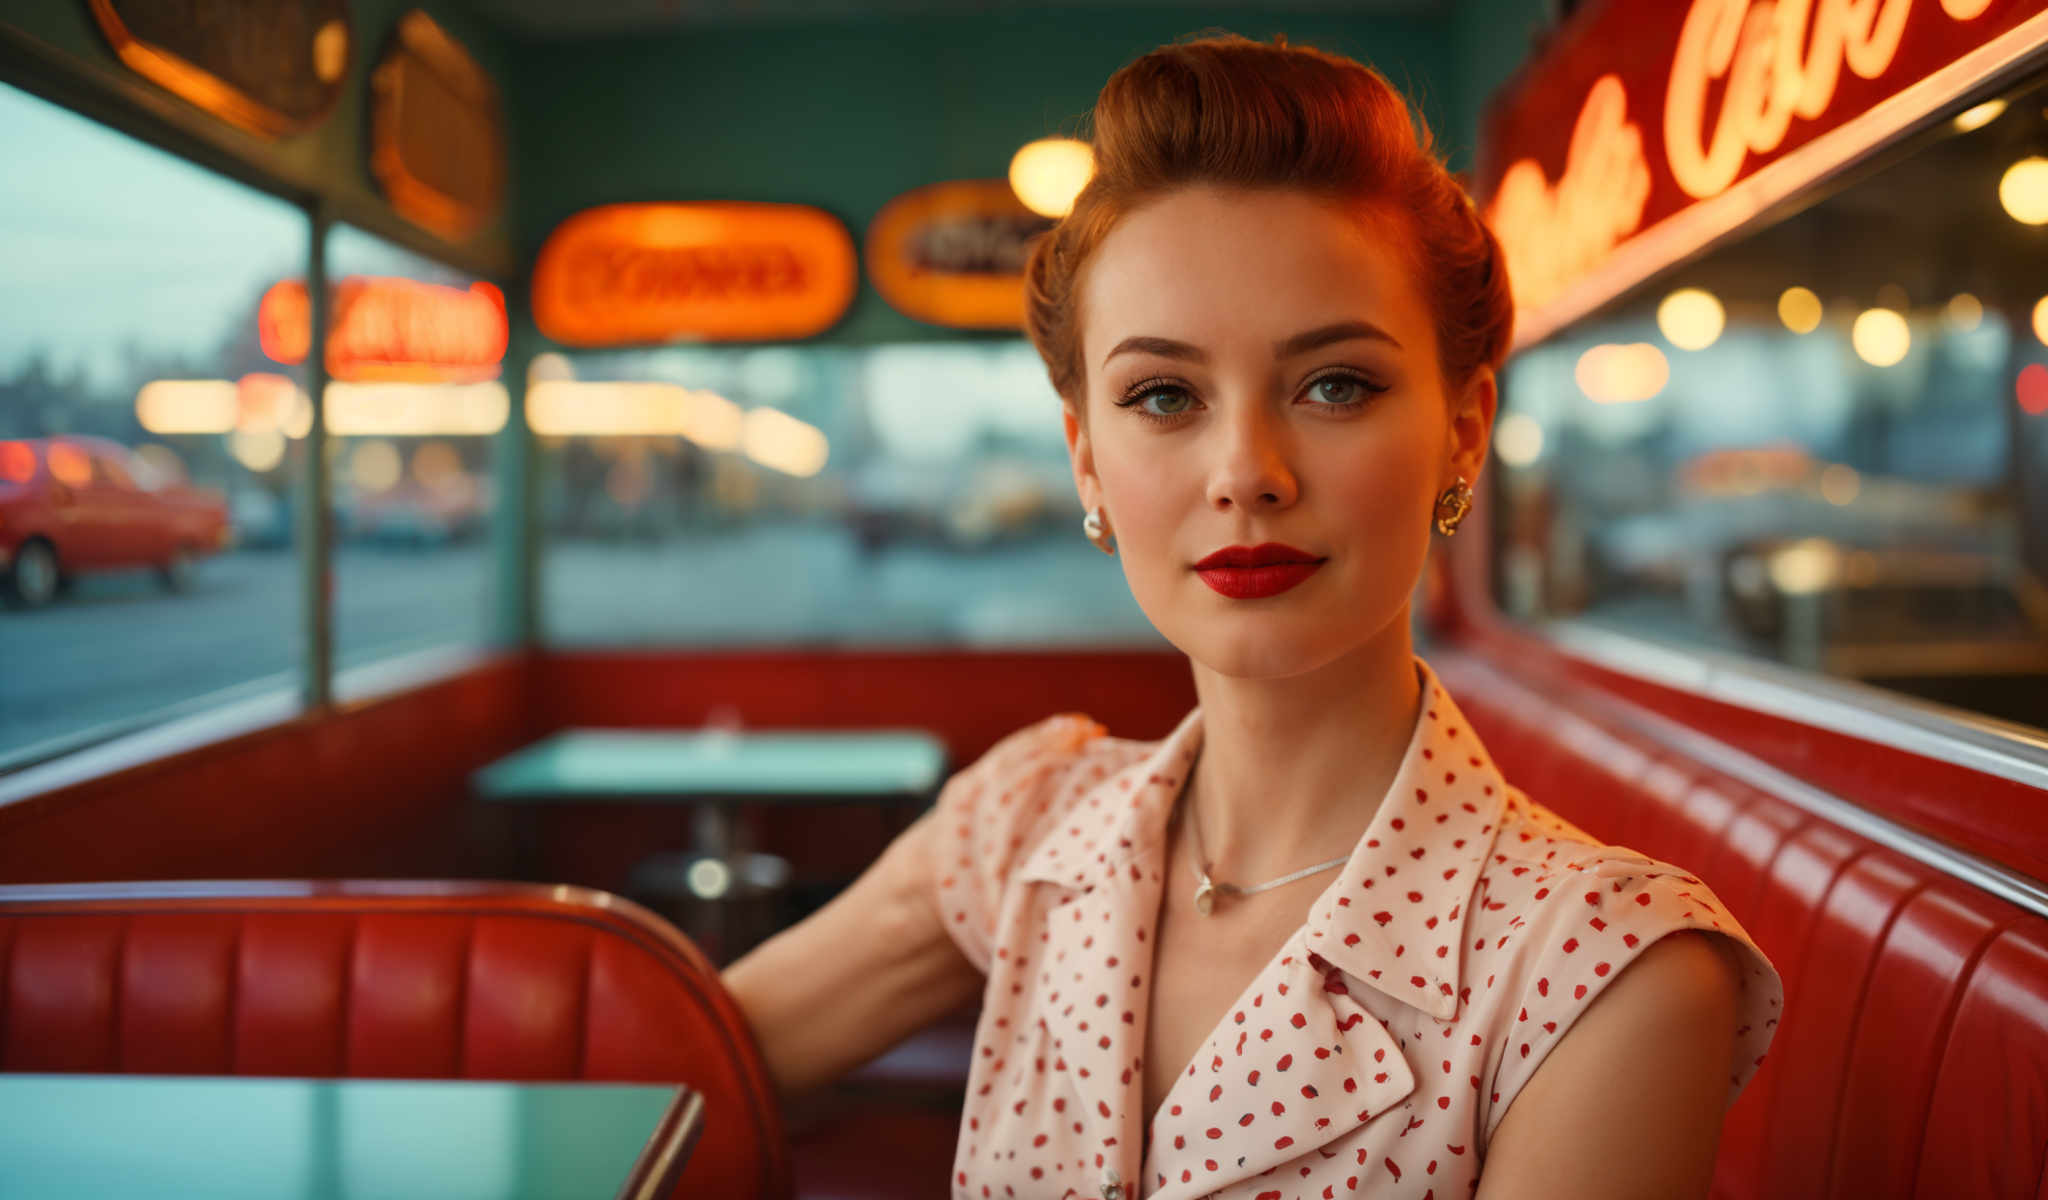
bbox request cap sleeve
[1484,858,1785,1147]
[926,713,1108,973]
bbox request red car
[0,436,231,609]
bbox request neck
[1183,625,1424,885]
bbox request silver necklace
[1183,796,1351,916]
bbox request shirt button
[1102,1167,1124,1200]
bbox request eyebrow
[1101,320,1402,368]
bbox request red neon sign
[258,276,508,382]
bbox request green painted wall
[505,6,1471,346]
[1450,0,1556,181]
[0,0,518,277]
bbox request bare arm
[721,810,984,1100]
[1475,931,1744,1200]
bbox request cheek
[1322,426,1440,528]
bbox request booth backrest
[1436,652,2048,1200]
[0,880,792,1200]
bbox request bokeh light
[1009,137,1094,218]
[1852,308,1911,367]
[1778,286,1823,334]
[1657,288,1724,350]
[1494,412,1545,467]
[348,439,403,494]
[1999,156,2048,225]
[1953,98,2006,132]
[2019,363,2048,415]
[1574,342,1670,403]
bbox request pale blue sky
[0,80,473,396]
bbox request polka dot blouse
[930,658,1783,1200]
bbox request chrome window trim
[1459,650,2048,921]
[1542,620,2048,793]
[0,645,507,810]
[1511,12,2048,349]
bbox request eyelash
[1113,370,1388,425]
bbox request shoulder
[925,713,1153,968]
[1475,930,1742,1200]
[1471,788,1785,1152]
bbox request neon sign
[1478,0,2046,324]
[258,276,508,382]
[531,203,857,345]
[866,180,1055,330]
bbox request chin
[1155,610,1352,681]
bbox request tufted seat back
[0,880,791,1200]
[1437,651,2048,1200]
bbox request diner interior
[2,0,2047,1197]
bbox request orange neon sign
[865,180,1055,330]
[258,276,507,382]
[531,203,857,345]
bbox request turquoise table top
[0,1075,699,1200]
[472,727,949,804]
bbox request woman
[726,34,1782,1200]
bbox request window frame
[1454,31,2048,795]
[0,46,524,783]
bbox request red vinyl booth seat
[0,880,792,1200]
[1437,651,2048,1200]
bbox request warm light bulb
[1008,138,1095,218]
[1778,286,1823,334]
[1947,293,1983,331]
[1657,288,1724,350]
[2000,157,2048,225]
[1852,308,1911,367]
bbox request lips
[1193,542,1326,599]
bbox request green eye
[1305,373,1384,406]
[1147,390,1192,414]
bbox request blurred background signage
[257,276,507,382]
[531,202,857,345]
[1476,0,2048,327]
[88,0,352,136]
[865,179,1056,330]
[370,10,504,238]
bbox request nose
[1204,399,1299,513]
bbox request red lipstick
[1193,542,1326,599]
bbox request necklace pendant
[1193,878,1217,916]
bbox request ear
[1446,366,1497,487]
[1062,402,1102,513]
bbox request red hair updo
[1023,33,1514,408]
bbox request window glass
[322,224,504,672]
[0,80,308,765]
[538,340,1159,646]
[1493,79,2048,732]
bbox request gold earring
[1082,507,1117,555]
[1434,476,1473,536]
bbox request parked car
[0,436,231,609]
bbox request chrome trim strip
[618,1087,705,1200]
[332,642,503,705]
[1512,12,2048,349]
[0,685,301,809]
[1542,621,2048,792]
[0,646,507,809]
[1457,654,2048,920]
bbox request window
[538,340,1159,646]
[323,224,504,672]
[1493,77,2048,733]
[0,80,309,764]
